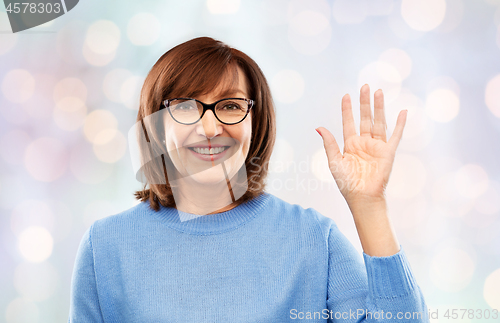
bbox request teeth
[192,146,227,155]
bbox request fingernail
[315,128,322,136]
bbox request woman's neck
[173,177,237,215]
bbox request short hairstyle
[134,37,276,211]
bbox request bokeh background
[1,0,500,321]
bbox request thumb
[316,127,342,167]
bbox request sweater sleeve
[68,225,105,323]
[326,223,428,323]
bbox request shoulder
[263,192,337,238]
[87,201,153,241]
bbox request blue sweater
[68,192,428,322]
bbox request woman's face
[163,66,252,186]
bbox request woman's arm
[326,222,428,323]
[316,85,428,321]
[68,225,106,323]
[347,198,399,257]
[316,84,407,256]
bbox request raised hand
[315,84,407,256]
[316,84,407,205]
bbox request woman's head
[134,37,276,211]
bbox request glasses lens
[169,99,202,124]
[215,99,249,124]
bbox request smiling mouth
[187,146,231,155]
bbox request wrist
[346,196,387,217]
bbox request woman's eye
[222,104,240,110]
[175,104,195,111]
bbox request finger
[316,127,342,166]
[359,84,373,137]
[341,94,356,141]
[388,110,408,151]
[373,89,387,142]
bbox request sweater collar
[146,192,271,235]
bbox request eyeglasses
[161,97,254,125]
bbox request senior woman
[68,37,428,322]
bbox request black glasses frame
[161,97,254,125]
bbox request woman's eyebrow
[217,89,247,97]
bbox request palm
[317,84,407,203]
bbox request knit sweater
[68,192,429,322]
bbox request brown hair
[133,37,276,211]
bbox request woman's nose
[197,110,222,139]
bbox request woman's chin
[185,168,229,186]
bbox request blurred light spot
[425,89,459,122]
[473,221,500,251]
[0,130,31,165]
[260,0,289,25]
[430,247,475,292]
[0,173,26,209]
[83,110,118,144]
[401,0,446,31]
[22,74,55,120]
[485,74,500,118]
[13,261,58,302]
[47,200,73,242]
[287,9,331,55]
[24,137,68,182]
[379,48,412,80]
[1,69,35,103]
[495,6,500,26]
[5,298,39,323]
[11,200,55,237]
[120,75,144,109]
[366,0,394,16]
[455,164,489,199]
[85,20,121,55]
[475,179,500,215]
[411,206,448,247]
[290,10,329,36]
[484,268,500,309]
[358,61,402,103]
[288,22,331,55]
[432,172,475,217]
[53,77,87,102]
[387,90,433,151]
[82,42,116,66]
[427,75,460,95]
[0,102,29,125]
[268,139,294,173]
[56,20,86,65]
[435,0,464,33]
[271,70,305,103]
[287,0,332,55]
[83,200,119,227]
[127,13,161,46]
[287,0,331,20]
[103,69,133,103]
[332,0,367,24]
[53,97,87,131]
[93,130,127,163]
[18,227,53,262]
[392,193,427,229]
[386,154,426,199]
[207,0,240,14]
[311,148,335,183]
[464,210,497,229]
[70,141,114,184]
[387,6,422,40]
[0,12,18,55]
